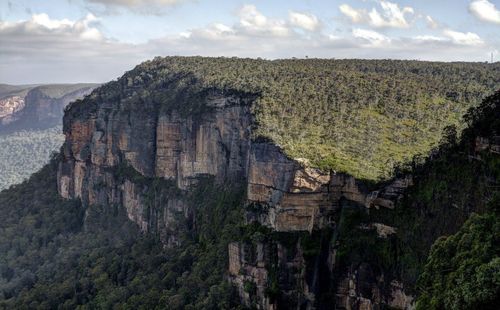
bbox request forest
[0,77,498,308]
[72,57,500,180]
[0,127,64,190]
[0,155,246,309]
[334,91,500,310]
[0,57,498,308]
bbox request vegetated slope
[33,84,98,99]
[0,83,98,190]
[333,91,500,309]
[0,127,64,190]
[413,90,500,310]
[87,56,499,181]
[0,157,245,309]
[0,90,497,309]
[0,58,498,309]
[0,84,39,100]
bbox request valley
[0,83,98,190]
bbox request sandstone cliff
[57,73,416,309]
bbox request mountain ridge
[0,57,498,309]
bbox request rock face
[475,136,500,155]
[0,96,25,125]
[335,265,414,310]
[58,91,254,244]
[58,86,414,309]
[228,240,313,310]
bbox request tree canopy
[70,56,500,180]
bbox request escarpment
[57,81,414,309]
[54,57,500,310]
[58,87,410,235]
[2,58,499,309]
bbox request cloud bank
[0,3,496,84]
[339,1,415,28]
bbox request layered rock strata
[58,89,414,309]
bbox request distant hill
[0,83,98,132]
[0,84,40,100]
[0,127,64,190]
[0,83,99,190]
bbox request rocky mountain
[0,84,98,190]
[0,84,98,132]
[0,57,498,309]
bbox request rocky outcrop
[228,240,314,310]
[247,149,411,231]
[155,97,253,189]
[58,84,415,309]
[58,92,254,247]
[475,136,500,155]
[0,96,25,125]
[228,242,274,309]
[335,265,414,310]
[247,143,336,232]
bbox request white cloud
[0,8,497,84]
[414,35,446,42]
[238,4,290,37]
[425,15,438,29]
[339,1,414,28]
[85,0,185,14]
[184,23,235,40]
[289,11,320,31]
[443,29,484,46]
[239,4,268,29]
[469,0,500,24]
[339,4,364,23]
[0,13,103,41]
[369,1,414,28]
[353,28,391,46]
[0,13,144,84]
[87,0,182,7]
[31,14,74,29]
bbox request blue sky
[1,0,499,84]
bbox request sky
[0,0,499,84]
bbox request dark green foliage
[1,61,499,308]
[416,212,500,310]
[67,56,500,180]
[410,92,500,309]
[0,159,246,309]
[243,281,257,295]
[334,207,398,276]
[332,90,500,305]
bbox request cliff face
[0,96,25,125]
[58,92,254,244]
[57,82,416,309]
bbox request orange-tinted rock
[0,96,25,125]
